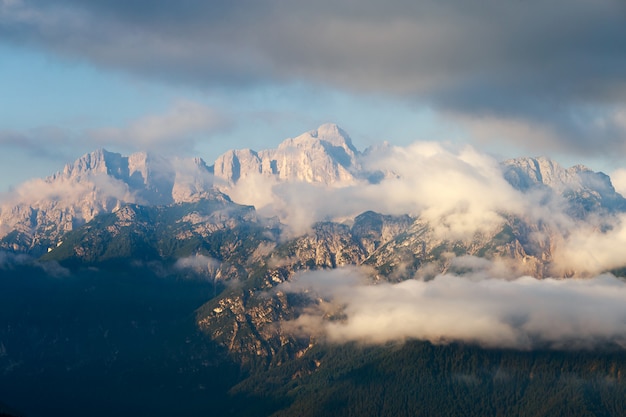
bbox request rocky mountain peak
[501,156,625,216]
[58,148,127,181]
[502,156,569,190]
[0,149,216,254]
[281,123,357,154]
[213,124,360,186]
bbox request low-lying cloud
[5,174,133,207]
[277,265,626,350]
[554,213,626,276]
[174,254,221,277]
[0,250,69,277]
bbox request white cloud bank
[227,142,528,239]
[554,213,626,275]
[278,265,626,350]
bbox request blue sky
[0,43,452,191]
[1,0,625,192]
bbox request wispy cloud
[174,254,221,277]
[0,100,228,161]
[0,250,69,277]
[3,173,134,208]
[88,100,229,151]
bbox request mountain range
[2,123,623,258]
[2,123,626,416]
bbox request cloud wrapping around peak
[223,137,626,276]
[4,172,134,208]
[278,265,626,350]
[226,141,528,238]
[610,168,626,197]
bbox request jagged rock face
[501,156,626,216]
[0,149,214,254]
[40,191,275,265]
[194,211,561,363]
[56,149,214,205]
[213,123,360,186]
[196,213,415,366]
[4,126,623,257]
[502,156,581,191]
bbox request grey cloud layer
[5,0,624,99]
[2,0,626,155]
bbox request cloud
[2,0,625,156]
[0,250,69,277]
[0,173,136,238]
[4,173,133,208]
[0,101,228,163]
[610,168,626,197]
[450,105,626,158]
[223,138,626,276]
[0,127,76,159]
[0,250,32,267]
[5,0,623,99]
[278,265,626,350]
[88,100,229,152]
[552,213,626,276]
[0,129,33,148]
[226,141,529,238]
[174,254,221,276]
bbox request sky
[1,0,626,192]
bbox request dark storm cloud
[2,0,626,154]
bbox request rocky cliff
[0,149,213,254]
[213,123,360,186]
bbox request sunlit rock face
[0,149,214,254]
[213,123,360,186]
[501,156,626,216]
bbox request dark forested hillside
[1,261,626,417]
[246,342,626,417]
